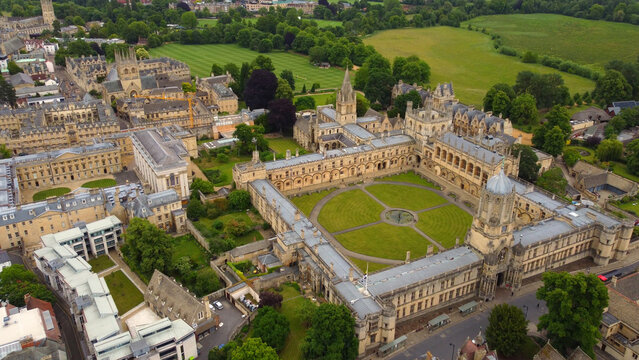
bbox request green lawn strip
[365,184,447,211]
[33,187,71,201]
[615,201,639,216]
[197,154,251,186]
[198,18,217,27]
[275,284,310,360]
[234,230,264,246]
[566,145,595,163]
[610,161,639,183]
[268,137,303,155]
[81,178,117,188]
[364,26,594,106]
[376,171,440,189]
[290,188,336,216]
[171,235,210,268]
[149,44,345,90]
[465,14,639,70]
[88,255,115,273]
[348,256,391,274]
[335,223,434,260]
[104,270,144,314]
[295,92,335,105]
[415,204,472,248]
[318,189,384,232]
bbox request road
[196,299,246,359]
[390,291,547,360]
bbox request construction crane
[134,92,196,128]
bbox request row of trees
[0,264,55,306]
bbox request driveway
[197,299,246,359]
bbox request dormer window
[9,214,14,219]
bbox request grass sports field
[291,188,335,216]
[415,204,473,248]
[104,270,144,314]
[366,184,447,211]
[199,18,341,29]
[33,187,70,201]
[335,223,435,260]
[465,14,639,70]
[318,189,384,232]
[149,44,345,90]
[364,26,594,106]
[268,137,303,155]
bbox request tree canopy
[230,338,278,360]
[511,144,540,182]
[596,139,623,162]
[267,98,297,134]
[244,69,278,110]
[252,306,290,352]
[391,55,430,85]
[510,93,538,125]
[513,71,570,109]
[228,190,251,210]
[593,70,633,106]
[301,303,358,360]
[233,124,268,155]
[537,272,608,358]
[562,148,581,167]
[122,218,174,276]
[486,304,528,357]
[483,83,516,113]
[536,167,567,197]
[0,264,55,306]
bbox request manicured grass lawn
[104,270,144,314]
[171,235,210,268]
[567,145,595,163]
[415,204,472,248]
[366,184,447,211]
[308,19,343,28]
[291,188,336,216]
[610,161,639,183]
[276,283,311,360]
[348,256,390,274]
[82,178,117,188]
[318,189,384,232]
[33,187,71,201]
[364,27,594,106]
[88,255,115,273]
[335,223,434,260]
[198,18,217,27]
[198,212,263,246]
[268,137,303,155]
[196,154,251,186]
[376,171,440,189]
[465,14,639,70]
[150,44,346,90]
[615,201,639,216]
[296,92,335,105]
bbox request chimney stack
[286,149,291,160]
[349,267,353,281]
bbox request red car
[598,275,608,282]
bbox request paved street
[196,299,246,359]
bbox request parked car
[213,301,223,310]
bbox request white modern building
[0,306,48,358]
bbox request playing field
[199,18,341,29]
[291,188,335,216]
[415,204,473,248]
[318,189,384,232]
[335,223,435,260]
[149,44,346,90]
[465,14,639,70]
[366,184,447,211]
[363,27,595,106]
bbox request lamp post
[449,343,456,360]
[523,305,529,319]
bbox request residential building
[534,342,590,360]
[125,190,186,233]
[40,215,123,260]
[0,249,10,272]
[599,273,639,360]
[3,340,67,360]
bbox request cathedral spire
[339,69,354,101]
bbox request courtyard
[293,172,474,272]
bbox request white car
[213,301,223,310]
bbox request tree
[135,47,149,60]
[252,55,275,72]
[122,218,173,276]
[492,90,511,118]
[537,272,608,358]
[393,90,422,117]
[392,55,430,85]
[596,139,623,162]
[593,70,633,106]
[181,12,198,29]
[230,338,278,360]
[268,98,297,134]
[301,303,358,360]
[295,96,316,111]
[187,199,206,220]
[536,167,567,196]
[545,105,572,139]
[0,265,55,306]
[626,139,639,175]
[364,71,395,106]
[486,304,528,357]
[7,61,23,75]
[191,177,215,194]
[252,306,290,352]
[0,144,11,159]
[233,123,268,155]
[511,144,540,182]
[483,83,515,112]
[259,291,284,308]
[562,148,581,167]
[275,78,293,100]
[510,93,537,125]
[514,71,570,109]
[182,82,197,93]
[356,95,371,117]
[211,63,225,76]
[280,69,295,90]
[228,190,251,210]
[0,76,17,108]
[543,126,567,157]
[194,268,222,296]
[244,69,278,110]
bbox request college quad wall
[266,144,417,195]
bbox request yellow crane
[134,92,196,128]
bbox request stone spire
[338,69,354,103]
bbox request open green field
[198,18,217,26]
[296,92,335,106]
[150,44,345,90]
[366,184,447,211]
[291,188,335,216]
[318,189,384,232]
[33,187,71,201]
[376,171,440,189]
[364,27,595,106]
[335,223,434,260]
[171,235,210,267]
[348,257,390,273]
[276,283,311,360]
[104,270,144,314]
[465,14,639,70]
[415,204,472,248]
[88,255,115,273]
[82,178,117,188]
[268,137,303,155]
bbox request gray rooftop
[439,133,503,164]
[513,219,574,247]
[131,129,188,172]
[343,123,375,140]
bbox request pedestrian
[537,303,539,308]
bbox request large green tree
[180,11,198,29]
[252,306,290,352]
[491,90,511,118]
[593,70,633,106]
[537,272,608,358]
[596,139,623,162]
[511,144,540,182]
[486,304,528,357]
[233,123,268,155]
[626,139,639,175]
[230,338,278,360]
[510,93,538,125]
[562,148,581,167]
[543,126,567,157]
[301,303,358,360]
[391,55,430,85]
[483,83,516,113]
[228,190,251,210]
[122,218,174,276]
[536,167,567,196]
[280,69,295,90]
[7,61,23,75]
[0,265,55,306]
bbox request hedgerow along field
[465,14,639,71]
[149,44,346,90]
[363,26,595,106]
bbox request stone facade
[0,0,54,40]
